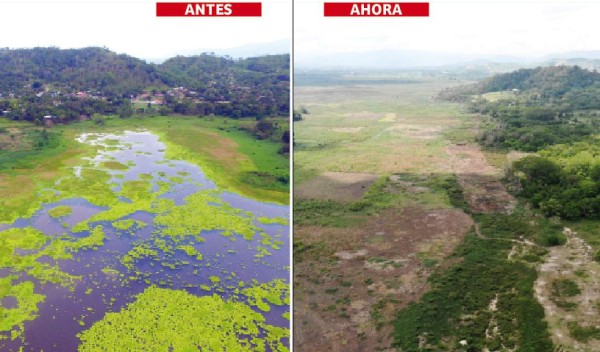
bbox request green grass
[550,279,581,311]
[294,80,472,179]
[567,321,600,342]
[0,129,67,172]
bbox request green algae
[78,286,289,352]
[101,161,128,170]
[153,190,261,240]
[112,219,146,232]
[121,244,158,270]
[257,217,288,225]
[48,205,73,219]
[255,246,272,259]
[138,173,153,181]
[168,176,184,184]
[241,279,290,313]
[0,276,45,342]
[176,245,202,260]
[0,228,81,286]
[101,268,120,277]
[0,227,48,262]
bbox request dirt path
[445,144,517,214]
[535,228,600,351]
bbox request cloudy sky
[295,0,600,60]
[0,0,290,60]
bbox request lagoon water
[1,131,289,351]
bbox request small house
[43,115,54,127]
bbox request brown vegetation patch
[294,172,378,201]
[444,144,499,176]
[459,174,517,214]
[294,207,473,352]
[445,144,517,214]
[387,124,443,140]
[0,129,29,151]
[164,128,246,172]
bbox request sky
[0,0,291,60]
[295,0,600,61]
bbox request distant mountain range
[295,49,600,72]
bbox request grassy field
[295,80,476,185]
[293,71,571,351]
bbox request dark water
[0,131,290,351]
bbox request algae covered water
[0,130,290,351]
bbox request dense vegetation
[0,47,289,123]
[440,66,600,151]
[508,139,600,219]
[393,211,558,352]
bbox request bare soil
[294,207,473,352]
[445,144,517,214]
[294,171,379,201]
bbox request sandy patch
[379,113,397,122]
[332,127,364,133]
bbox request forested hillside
[158,54,289,117]
[0,47,289,123]
[441,65,600,151]
[0,47,162,96]
[442,65,600,220]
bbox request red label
[156,2,262,17]
[324,2,429,17]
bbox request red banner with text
[324,2,429,17]
[156,2,262,17]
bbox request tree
[293,110,303,122]
[118,101,134,119]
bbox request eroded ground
[535,227,600,351]
[445,144,517,214]
[294,207,473,352]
